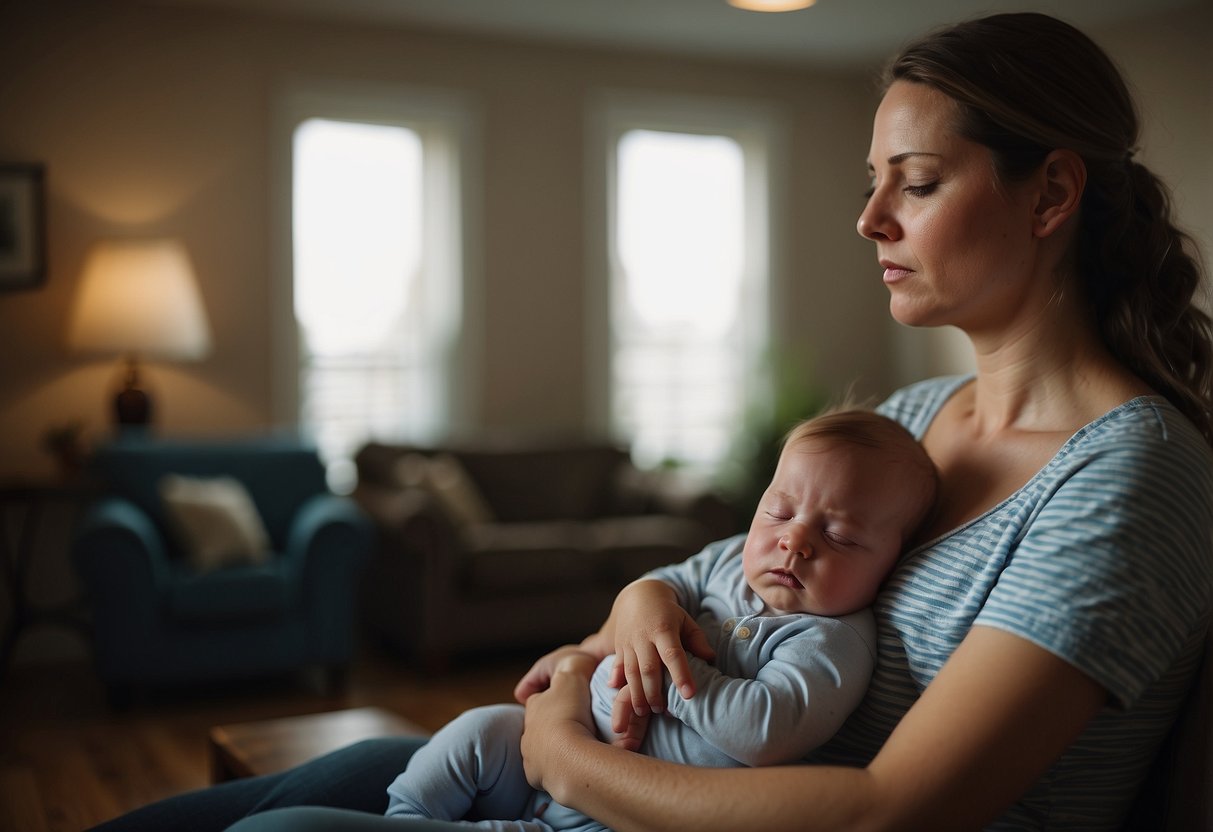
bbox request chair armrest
[285,493,374,570]
[71,497,173,671]
[352,483,462,663]
[287,494,375,661]
[71,497,172,591]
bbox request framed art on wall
[0,163,47,291]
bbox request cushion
[158,474,271,573]
[461,521,598,592]
[393,453,495,527]
[167,560,293,622]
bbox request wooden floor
[0,645,535,832]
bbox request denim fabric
[87,737,428,832]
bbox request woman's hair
[884,12,1213,444]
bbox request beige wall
[0,0,877,479]
[0,1,1209,483]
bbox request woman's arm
[523,626,1106,832]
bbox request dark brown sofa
[353,438,738,667]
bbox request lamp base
[114,357,153,428]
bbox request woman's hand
[520,649,600,791]
[514,645,601,703]
[609,579,715,717]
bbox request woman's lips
[880,259,913,284]
[883,265,913,284]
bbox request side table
[0,478,96,678]
[209,706,428,782]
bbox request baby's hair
[783,407,940,541]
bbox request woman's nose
[857,191,899,242]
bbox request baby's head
[741,409,937,617]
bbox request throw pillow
[424,454,497,527]
[393,452,495,526]
[158,474,272,573]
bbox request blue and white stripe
[805,375,1213,830]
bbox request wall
[0,0,879,482]
[0,0,1208,663]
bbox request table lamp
[66,238,212,429]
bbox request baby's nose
[780,532,812,558]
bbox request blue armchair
[71,437,373,703]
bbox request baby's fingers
[625,644,670,715]
[611,685,635,735]
[658,640,697,701]
[610,686,650,752]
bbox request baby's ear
[1033,149,1086,238]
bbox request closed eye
[904,182,937,198]
[824,530,859,548]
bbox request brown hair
[884,12,1213,444]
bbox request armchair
[71,437,373,702]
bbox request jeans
[87,736,470,832]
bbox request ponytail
[1081,157,1213,443]
[886,13,1213,444]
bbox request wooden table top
[209,706,428,782]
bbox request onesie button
[735,625,752,640]
[722,619,735,633]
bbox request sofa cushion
[457,446,629,522]
[167,560,294,623]
[460,521,600,592]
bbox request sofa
[353,438,739,666]
[71,437,373,703]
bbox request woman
[512,13,1213,831]
[96,12,1213,832]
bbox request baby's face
[742,439,923,617]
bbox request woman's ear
[1033,149,1086,238]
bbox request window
[276,86,473,492]
[593,98,775,473]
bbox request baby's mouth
[771,569,803,589]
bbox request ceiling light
[727,0,816,11]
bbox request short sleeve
[975,402,1213,708]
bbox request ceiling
[148,0,1200,68]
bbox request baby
[386,408,937,831]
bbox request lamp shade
[67,239,211,360]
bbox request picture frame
[0,163,47,291]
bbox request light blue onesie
[385,536,878,831]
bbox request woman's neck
[962,307,1146,436]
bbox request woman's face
[857,80,1045,334]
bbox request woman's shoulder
[877,375,972,438]
[1058,395,1213,480]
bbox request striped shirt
[805,375,1213,830]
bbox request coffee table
[209,706,428,782]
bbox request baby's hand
[609,684,651,752]
[609,580,715,717]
